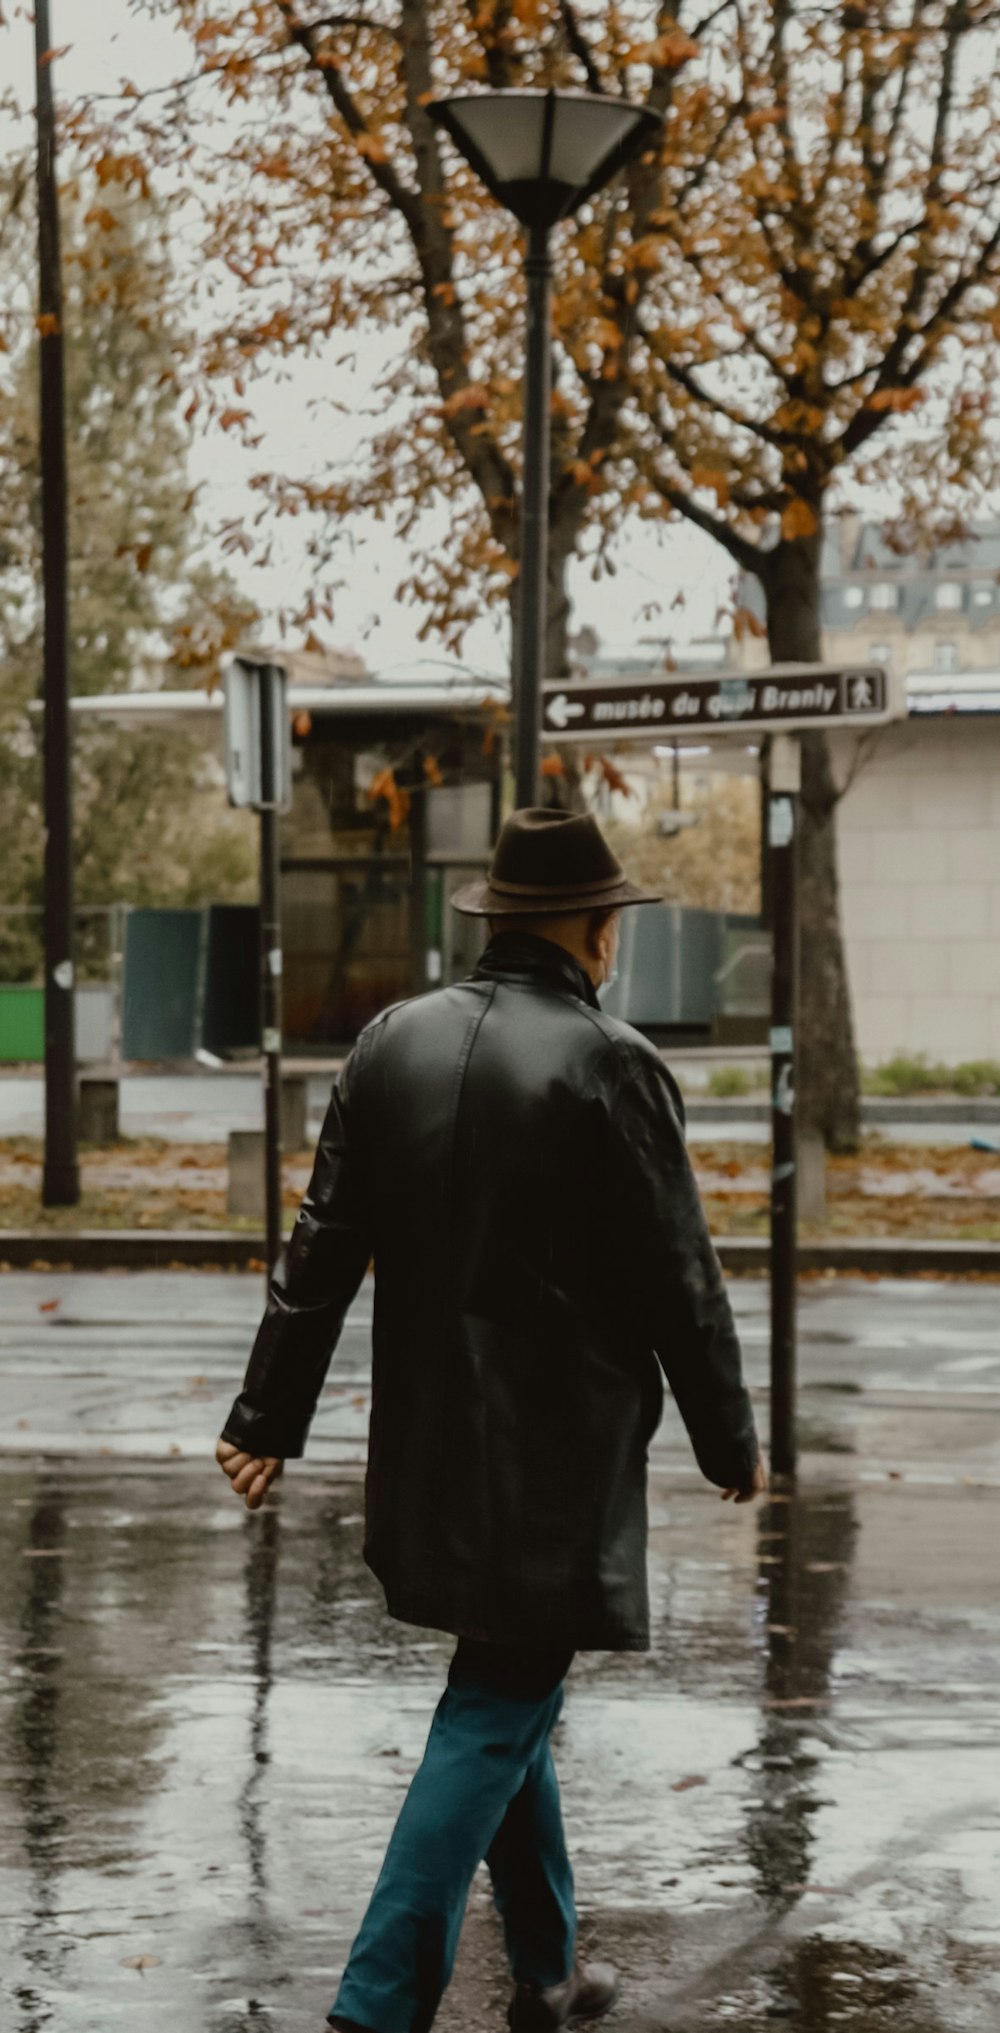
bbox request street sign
[542,663,897,741]
[223,656,292,812]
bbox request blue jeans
[328,1638,578,2033]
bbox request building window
[868,643,890,665]
[843,585,865,608]
[933,641,958,672]
[870,582,898,610]
[973,583,994,606]
[934,581,963,610]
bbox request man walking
[217,807,765,2033]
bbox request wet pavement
[1,1273,999,2031]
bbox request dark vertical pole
[408,758,428,994]
[258,669,283,1283]
[768,735,800,1477]
[759,736,774,929]
[35,1,79,1207]
[513,221,553,810]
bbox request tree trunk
[762,533,861,1152]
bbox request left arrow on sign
[545,693,586,730]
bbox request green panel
[0,987,45,1063]
[122,909,203,1060]
[425,868,443,946]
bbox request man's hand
[720,1454,769,1505]
[216,1437,285,1511]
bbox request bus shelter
[69,673,505,1054]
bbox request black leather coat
[222,932,760,1650]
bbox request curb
[714,1236,1000,1275]
[683,1096,1000,1124]
[1,1230,999,1276]
[0,1230,266,1271]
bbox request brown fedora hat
[451,807,662,917]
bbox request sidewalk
[4,1065,1000,1145]
[0,1272,998,2030]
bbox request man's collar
[472,930,601,1009]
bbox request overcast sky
[3,1,741,680]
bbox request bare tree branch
[842,208,1000,456]
[274,0,517,542]
[465,0,518,91]
[557,0,606,95]
[765,0,812,258]
[644,464,762,574]
[275,0,422,226]
[688,0,740,33]
[645,340,799,449]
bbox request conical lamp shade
[429,89,662,228]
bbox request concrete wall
[832,717,1000,1064]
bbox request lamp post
[35,0,79,1206]
[429,89,661,808]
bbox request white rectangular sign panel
[223,656,292,812]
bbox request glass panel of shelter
[280,716,497,1050]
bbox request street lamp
[429,89,662,806]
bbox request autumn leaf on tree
[599,757,634,798]
[369,768,411,830]
[780,499,818,542]
[865,387,926,415]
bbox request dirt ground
[2,1136,999,1241]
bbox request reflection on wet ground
[1,1454,998,2032]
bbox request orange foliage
[780,498,819,541]
[598,757,634,797]
[865,387,927,414]
[369,768,411,831]
[54,0,1000,655]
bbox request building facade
[813,521,1000,1064]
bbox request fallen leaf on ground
[671,1774,708,1791]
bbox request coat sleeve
[220,1047,373,1460]
[606,1042,760,1491]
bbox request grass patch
[864,1054,1000,1098]
[707,1065,751,1098]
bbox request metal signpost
[542,662,900,1476]
[766,735,801,1475]
[223,657,292,1281]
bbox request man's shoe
[508,1960,619,2030]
